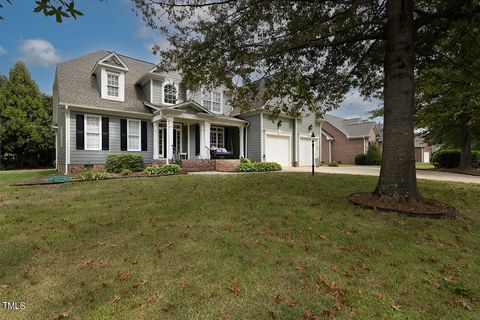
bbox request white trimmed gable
[92,52,128,102]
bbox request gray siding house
[53,51,322,173]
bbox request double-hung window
[127,119,141,151]
[164,84,177,104]
[85,115,101,150]
[106,72,120,97]
[203,90,222,113]
[210,126,225,148]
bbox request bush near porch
[235,160,282,172]
[105,154,145,173]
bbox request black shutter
[141,121,148,151]
[224,127,230,150]
[102,117,109,150]
[76,114,84,150]
[195,124,200,156]
[120,119,127,151]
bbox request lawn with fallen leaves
[0,170,479,319]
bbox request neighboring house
[414,136,433,163]
[320,114,382,164]
[53,50,322,173]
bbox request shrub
[240,157,251,164]
[121,168,132,176]
[105,154,144,173]
[143,164,182,175]
[355,153,367,165]
[365,145,382,165]
[328,161,339,167]
[432,149,480,168]
[78,169,109,181]
[235,161,282,172]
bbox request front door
[159,125,181,158]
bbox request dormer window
[107,72,120,97]
[203,90,222,113]
[163,83,177,104]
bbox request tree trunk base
[348,192,456,219]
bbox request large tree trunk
[459,115,472,169]
[375,0,422,202]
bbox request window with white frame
[210,126,225,148]
[164,84,177,104]
[85,115,101,150]
[106,72,120,97]
[127,119,141,151]
[203,90,222,113]
[158,128,164,157]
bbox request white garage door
[299,137,318,166]
[265,134,290,167]
[423,151,430,163]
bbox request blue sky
[0,0,381,120]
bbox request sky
[0,0,381,121]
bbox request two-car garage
[264,133,319,167]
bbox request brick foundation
[214,159,240,172]
[152,159,168,166]
[179,159,240,172]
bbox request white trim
[210,126,225,148]
[162,80,179,105]
[65,105,70,175]
[298,135,319,166]
[150,79,153,103]
[55,131,58,170]
[264,131,292,167]
[127,119,141,151]
[84,114,102,151]
[201,88,223,114]
[63,103,152,119]
[101,69,125,102]
[153,121,159,160]
[239,126,245,158]
[294,118,298,163]
[260,112,264,161]
[92,52,129,73]
[328,140,332,163]
[363,137,367,154]
[187,124,190,159]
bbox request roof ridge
[116,52,157,66]
[57,50,109,66]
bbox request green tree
[133,0,480,203]
[416,24,480,169]
[0,62,55,168]
[0,0,88,22]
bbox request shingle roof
[324,114,378,138]
[56,50,156,114]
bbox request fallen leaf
[229,283,240,295]
[118,271,133,281]
[392,304,401,311]
[112,295,120,303]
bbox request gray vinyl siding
[152,80,163,105]
[70,111,153,164]
[189,124,197,158]
[182,125,188,153]
[57,106,66,164]
[142,81,151,103]
[238,114,262,162]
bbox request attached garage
[265,133,291,167]
[299,136,319,166]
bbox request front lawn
[0,170,479,319]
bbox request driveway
[282,166,480,184]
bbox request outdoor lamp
[277,120,282,128]
[310,130,316,175]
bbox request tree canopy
[0,0,87,22]
[0,62,55,168]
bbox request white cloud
[330,90,383,122]
[0,46,7,55]
[18,39,62,66]
[135,26,171,56]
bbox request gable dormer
[92,52,129,102]
[136,66,184,106]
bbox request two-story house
[53,51,322,173]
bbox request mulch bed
[348,192,456,219]
[11,173,184,187]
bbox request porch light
[277,120,282,128]
[308,124,313,132]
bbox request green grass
[416,162,435,170]
[1,170,479,319]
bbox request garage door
[265,134,290,167]
[299,137,318,166]
[423,151,430,163]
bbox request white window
[210,126,225,148]
[164,84,177,104]
[85,115,101,150]
[158,128,164,158]
[203,90,222,113]
[127,119,141,151]
[107,72,119,97]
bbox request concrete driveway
[282,166,480,184]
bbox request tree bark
[459,115,472,169]
[375,0,422,202]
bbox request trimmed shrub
[240,157,251,164]
[365,145,382,165]
[78,170,109,181]
[432,149,480,168]
[121,168,132,176]
[143,164,182,175]
[355,153,367,165]
[328,161,339,167]
[105,154,144,173]
[235,162,282,172]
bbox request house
[414,136,433,163]
[53,51,322,173]
[320,114,382,164]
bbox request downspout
[294,118,298,166]
[328,140,332,163]
[65,105,70,175]
[260,112,264,162]
[245,121,249,159]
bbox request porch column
[204,121,211,159]
[199,122,205,159]
[166,116,174,163]
[153,121,159,160]
[239,126,245,158]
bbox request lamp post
[311,130,315,176]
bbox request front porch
[150,101,246,164]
